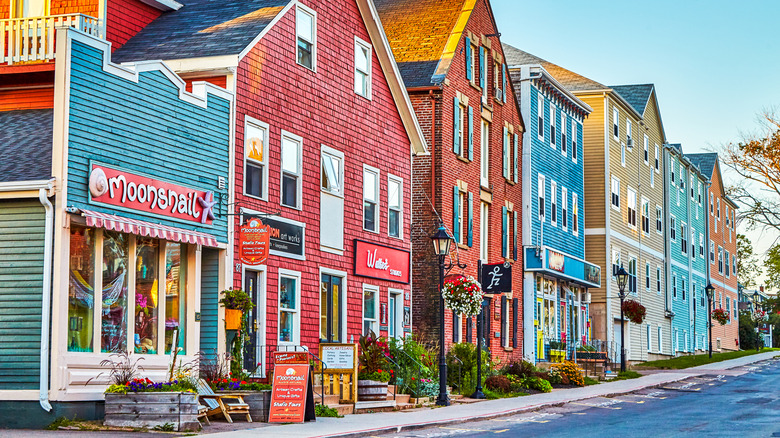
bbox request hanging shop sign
[480,262,512,294]
[88,163,215,225]
[245,215,305,260]
[239,219,271,266]
[548,250,565,273]
[269,351,315,423]
[354,240,410,284]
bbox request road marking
[571,402,622,410]
[492,413,553,424]
[440,426,508,434]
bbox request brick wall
[410,0,525,366]
[232,0,413,356]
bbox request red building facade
[376,0,525,364]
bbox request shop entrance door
[243,269,266,374]
[320,273,343,343]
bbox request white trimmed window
[611,176,620,210]
[710,240,715,263]
[362,284,379,335]
[388,175,403,238]
[562,187,568,231]
[363,165,380,232]
[670,215,676,241]
[718,246,723,274]
[725,250,730,277]
[571,119,578,162]
[628,256,637,294]
[644,134,649,164]
[613,107,619,139]
[699,233,704,259]
[672,274,677,298]
[654,144,660,172]
[626,120,633,149]
[656,266,662,294]
[612,249,621,277]
[627,188,637,228]
[572,193,579,236]
[296,5,316,70]
[641,198,649,234]
[481,119,490,187]
[621,142,626,166]
[321,147,344,196]
[244,117,269,200]
[561,113,568,156]
[538,174,545,222]
[551,180,558,226]
[480,202,489,261]
[681,222,688,255]
[550,103,557,149]
[645,262,651,290]
[537,92,544,141]
[278,269,302,345]
[281,131,303,209]
[354,37,372,98]
[656,205,663,234]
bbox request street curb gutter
[314,375,692,438]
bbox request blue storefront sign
[524,246,601,288]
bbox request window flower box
[104,392,199,431]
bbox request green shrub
[546,367,563,385]
[315,404,342,418]
[445,342,493,395]
[584,376,600,386]
[521,376,552,393]
[485,375,511,393]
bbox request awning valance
[80,209,219,247]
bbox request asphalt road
[380,358,780,438]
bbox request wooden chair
[196,379,253,423]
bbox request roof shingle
[685,152,719,178]
[0,109,53,183]
[502,44,608,93]
[112,0,290,63]
[610,84,654,116]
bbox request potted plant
[220,288,254,331]
[95,352,200,431]
[548,341,566,363]
[200,351,272,422]
[622,299,647,324]
[357,330,391,401]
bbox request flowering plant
[209,377,271,391]
[712,308,730,325]
[441,276,483,316]
[621,300,646,324]
[358,369,391,383]
[105,378,196,394]
[751,309,768,323]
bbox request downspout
[429,90,436,200]
[38,188,54,412]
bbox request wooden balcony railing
[1,13,100,65]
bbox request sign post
[268,351,316,423]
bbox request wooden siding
[579,94,605,230]
[66,38,231,242]
[199,248,220,354]
[0,200,45,390]
[0,87,53,111]
[184,76,227,93]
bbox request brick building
[114,0,427,375]
[375,0,525,363]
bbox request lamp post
[614,265,629,373]
[753,291,761,351]
[705,283,715,358]
[430,225,465,407]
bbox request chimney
[760,286,764,293]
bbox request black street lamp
[615,265,629,373]
[705,283,715,358]
[430,225,464,407]
[753,291,761,351]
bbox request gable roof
[685,153,718,178]
[112,0,291,63]
[0,109,53,183]
[373,0,469,88]
[610,84,654,116]
[503,45,609,93]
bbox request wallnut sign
[88,164,215,225]
[354,240,410,284]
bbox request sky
[492,0,780,285]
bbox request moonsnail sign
[239,219,271,266]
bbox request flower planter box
[357,380,388,402]
[104,392,199,431]
[217,390,271,422]
[549,349,566,363]
[225,309,243,330]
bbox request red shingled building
[375,0,525,363]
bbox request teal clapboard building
[504,45,601,362]
[665,144,709,354]
[0,28,232,427]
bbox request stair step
[314,394,341,406]
[387,393,411,404]
[329,404,354,416]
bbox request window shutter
[513,133,519,183]
[453,186,460,244]
[467,191,474,247]
[500,295,507,347]
[502,64,507,103]
[512,298,518,348]
[513,210,518,261]
[466,317,473,343]
[502,126,509,179]
[479,46,486,90]
[465,37,472,81]
[501,206,508,258]
[453,97,461,154]
[468,106,474,160]
[452,310,458,341]
[483,299,491,348]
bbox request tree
[721,111,780,232]
[765,245,780,292]
[737,234,760,288]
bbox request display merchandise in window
[68,227,95,352]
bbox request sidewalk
[207,350,779,438]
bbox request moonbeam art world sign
[88,163,216,225]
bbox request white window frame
[641,198,649,235]
[480,202,489,261]
[647,324,652,352]
[295,4,317,71]
[645,262,651,291]
[481,119,490,187]
[354,37,372,99]
[654,144,660,172]
[628,255,637,294]
[656,205,663,234]
[571,119,578,163]
[656,266,661,295]
[319,267,348,343]
[718,246,724,274]
[538,174,546,222]
[612,249,621,277]
[537,92,544,141]
[561,112,567,156]
[321,144,345,197]
[611,176,620,210]
[626,119,632,149]
[562,186,568,231]
[613,107,619,139]
[453,312,462,344]
[388,288,403,340]
[572,192,579,236]
[643,134,649,164]
[626,187,637,229]
[280,130,303,210]
[363,164,380,233]
[550,103,557,149]
[243,116,269,201]
[278,268,302,346]
[387,174,403,239]
[362,283,380,335]
[699,233,704,259]
[551,180,558,227]
[457,189,467,245]
[621,143,626,167]
[670,215,676,241]
[681,222,688,255]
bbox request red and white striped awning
[80,209,220,248]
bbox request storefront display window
[102,231,128,353]
[165,244,186,354]
[68,227,94,352]
[135,238,159,354]
[320,273,343,342]
[279,273,299,344]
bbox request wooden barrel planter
[357,380,388,401]
[217,390,271,422]
[104,392,199,431]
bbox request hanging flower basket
[621,300,646,324]
[225,309,243,330]
[751,309,768,323]
[441,275,483,316]
[711,308,730,325]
